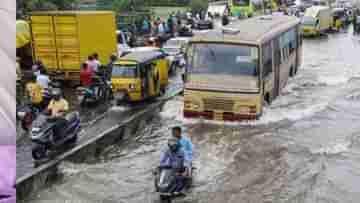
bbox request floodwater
[23,29,360,203]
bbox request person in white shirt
[93,53,101,68]
[36,69,51,89]
[87,55,98,73]
[158,22,165,34]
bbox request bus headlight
[184,100,200,110]
[192,101,200,109]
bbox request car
[116,30,132,56]
[193,18,214,30]
[162,37,190,73]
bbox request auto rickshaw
[332,8,348,29]
[111,50,169,105]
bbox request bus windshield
[190,43,259,77]
[112,64,137,78]
[233,0,250,6]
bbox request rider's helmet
[168,137,180,152]
[110,53,117,62]
[51,88,62,101]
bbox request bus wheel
[264,93,272,106]
[290,67,295,77]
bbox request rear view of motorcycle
[31,112,81,163]
[153,166,193,203]
[77,74,113,107]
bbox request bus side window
[274,37,281,67]
[262,42,273,77]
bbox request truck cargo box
[30,11,117,81]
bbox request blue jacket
[160,147,185,170]
[178,136,193,167]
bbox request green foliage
[190,0,208,13]
[19,0,79,12]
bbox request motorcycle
[153,166,193,203]
[17,104,40,132]
[77,74,113,106]
[31,112,81,162]
[178,25,193,37]
[17,81,61,132]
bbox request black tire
[169,63,176,75]
[21,120,30,132]
[264,93,272,106]
[289,67,295,77]
[160,196,171,203]
[80,98,86,107]
[32,144,47,160]
[67,133,78,145]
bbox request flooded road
[23,30,360,203]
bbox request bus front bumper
[183,110,259,121]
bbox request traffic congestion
[15,0,360,203]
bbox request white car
[162,37,190,73]
[116,30,131,56]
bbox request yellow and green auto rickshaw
[111,50,169,105]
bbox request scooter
[77,75,113,106]
[17,81,61,132]
[17,104,40,132]
[31,112,81,162]
[153,166,193,203]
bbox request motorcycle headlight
[32,127,41,133]
[17,111,26,119]
[129,84,136,90]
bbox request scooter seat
[65,112,78,123]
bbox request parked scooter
[77,73,113,106]
[31,112,81,162]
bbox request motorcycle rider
[93,53,101,71]
[159,137,187,194]
[87,55,98,73]
[172,126,193,175]
[80,63,94,87]
[106,54,117,81]
[36,68,51,90]
[32,60,45,77]
[46,88,69,141]
[25,75,43,109]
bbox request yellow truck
[30,11,117,81]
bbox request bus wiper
[209,48,216,61]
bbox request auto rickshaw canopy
[118,50,167,65]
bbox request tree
[19,0,79,13]
[190,0,208,14]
